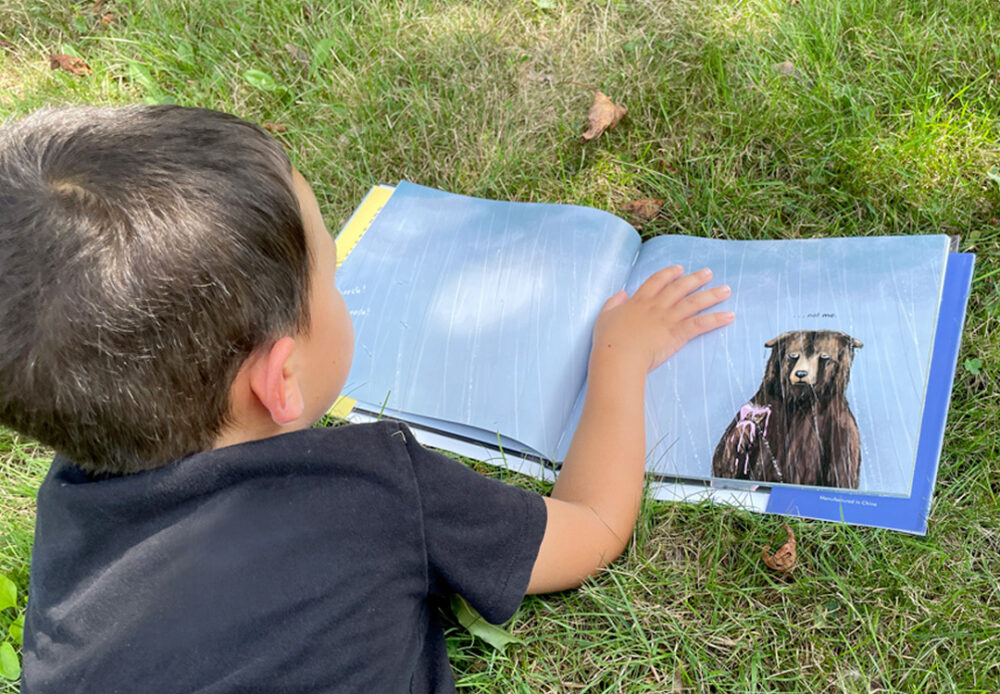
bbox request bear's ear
[765,332,789,348]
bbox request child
[0,105,733,692]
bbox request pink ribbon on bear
[731,403,772,475]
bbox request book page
[628,234,950,497]
[336,182,641,458]
[762,252,975,533]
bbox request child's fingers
[671,285,731,318]
[601,289,628,312]
[649,308,735,370]
[685,309,736,337]
[655,267,715,304]
[634,265,684,299]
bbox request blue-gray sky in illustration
[336,182,950,496]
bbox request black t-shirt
[22,421,547,693]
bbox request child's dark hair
[0,105,311,475]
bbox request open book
[331,182,974,534]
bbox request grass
[1,0,998,691]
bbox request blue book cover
[335,182,974,533]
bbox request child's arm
[526,266,733,593]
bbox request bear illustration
[711,330,863,489]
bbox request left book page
[335,181,641,459]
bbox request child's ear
[248,336,305,425]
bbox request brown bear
[711,330,863,489]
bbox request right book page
[629,234,952,497]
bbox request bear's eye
[820,353,831,360]
[787,353,799,360]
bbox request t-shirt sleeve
[395,424,547,625]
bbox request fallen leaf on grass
[0,642,20,682]
[622,198,664,222]
[773,61,796,76]
[565,83,627,141]
[49,54,92,76]
[582,89,627,141]
[85,1,116,27]
[244,68,279,91]
[772,60,813,88]
[262,122,288,133]
[762,523,797,572]
[0,575,16,612]
[450,594,520,651]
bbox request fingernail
[699,268,713,278]
[719,285,731,295]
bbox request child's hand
[591,266,733,373]
[529,265,733,593]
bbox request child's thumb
[601,289,628,311]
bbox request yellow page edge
[335,184,395,268]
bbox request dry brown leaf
[262,122,288,133]
[101,12,116,25]
[49,54,92,77]
[622,198,664,222]
[771,60,812,88]
[762,523,797,572]
[773,61,796,76]
[581,89,627,141]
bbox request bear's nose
[795,370,808,378]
